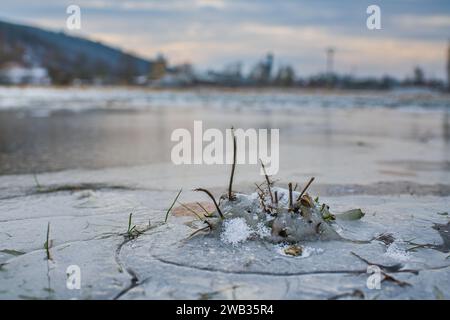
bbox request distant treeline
[0,20,447,90]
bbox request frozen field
[0,87,449,299]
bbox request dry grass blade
[257,192,269,213]
[288,183,293,210]
[351,251,403,272]
[188,226,211,239]
[254,181,264,190]
[260,160,274,203]
[296,177,315,201]
[194,188,224,219]
[382,272,411,287]
[177,202,204,221]
[196,202,212,217]
[254,182,265,194]
[228,128,237,200]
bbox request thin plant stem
[196,202,212,217]
[164,188,182,223]
[296,177,315,201]
[177,202,204,221]
[260,160,274,203]
[228,128,236,200]
[288,183,293,210]
[194,188,224,219]
[44,222,51,260]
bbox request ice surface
[1,179,448,299]
[0,154,449,300]
[0,87,447,116]
[0,88,449,299]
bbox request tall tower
[326,47,335,76]
[447,41,450,91]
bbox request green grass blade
[165,188,182,223]
[128,213,132,232]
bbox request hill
[0,20,152,84]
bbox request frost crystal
[220,218,252,245]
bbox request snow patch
[255,222,271,238]
[385,242,410,262]
[220,218,252,246]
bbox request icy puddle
[1,181,449,300]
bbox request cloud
[1,0,448,79]
[393,14,450,29]
[73,0,226,11]
[88,20,445,78]
[195,0,226,9]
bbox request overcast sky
[1,0,449,79]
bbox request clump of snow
[272,187,302,205]
[385,242,410,262]
[247,192,260,202]
[220,218,252,246]
[255,222,271,238]
[275,244,324,258]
